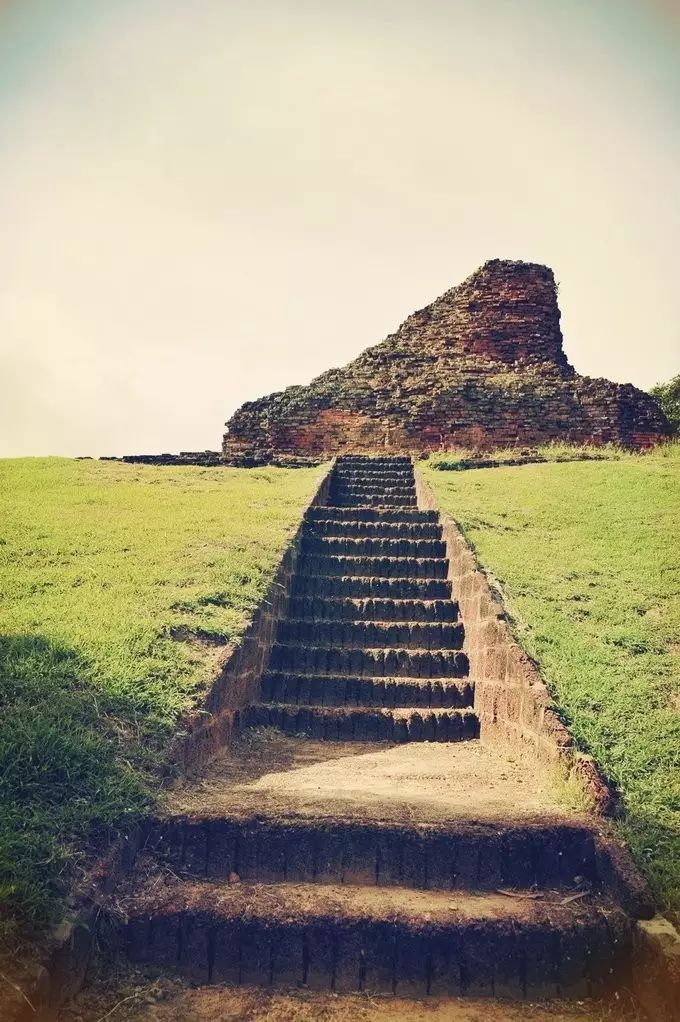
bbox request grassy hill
[0,458,326,946]
[2,448,677,949]
[424,444,680,914]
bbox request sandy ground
[62,969,641,1022]
[164,731,579,827]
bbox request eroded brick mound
[222,259,670,461]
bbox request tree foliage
[650,373,680,434]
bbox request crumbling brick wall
[223,260,671,461]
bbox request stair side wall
[174,462,335,770]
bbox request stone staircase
[242,455,478,743]
[104,455,638,1004]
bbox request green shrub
[650,373,680,434]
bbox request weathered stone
[222,260,671,460]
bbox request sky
[0,0,678,457]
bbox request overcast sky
[1,0,678,457]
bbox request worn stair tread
[115,874,629,993]
[329,484,415,491]
[332,478,415,484]
[329,498,418,507]
[333,468,414,474]
[306,508,438,523]
[300,554,447,564]
[292,576,453,599]
[147,811,645,913]
[336,459,413,466]
[163,735,598,827]
[269,645,470,678]
[155,807,597,841]
[243,703,479,742]
[261,672,473,707]
[332,475,415,484]
[251,703,475,718]
[114,875,632,996]
[329,495,418,503]
[286,597,459,622]
[118,875,623,929]
[331,485,416,490]
[276,620,465,650]
[302,538,447,558]
[304,521,443,539]
[150,812,605,892]
[74,983,632,1022]
[114,876,631,996]
[298,555,449,579]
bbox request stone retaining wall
[175,462,334,769]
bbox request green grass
[0,457,326,944]
[424,445,680,914]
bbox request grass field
[0,458,326,944]
[424,445,680,913]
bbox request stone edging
[414,466,680,1020]
[11,463,336,1021]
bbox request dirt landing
[62,969,640,1022]
[166,730,576,826]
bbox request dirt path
[64,970,639,1022]
[165,728,575,825]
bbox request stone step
[260,672,473,708]
[149,816,602,893]
[334,463,415,473]
[332,483,416,494]
[243,704,479,742]
[111,877,631,996]
[330,495,418,508]
[292,575,452,599]
[276,619,464,651]
[335,467,413,475]
[330,489,417,502]
[304,519,442,539]
[268,645,469,677]
[337,456,413,465]
[301,536,447,558]
[331,480,416,492]
[286,596,459,622]
[334,471,415,484]
[307,508,438,524]
[297,555,449,579]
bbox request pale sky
[1,0,678,457]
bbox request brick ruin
[222,259,670,461]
